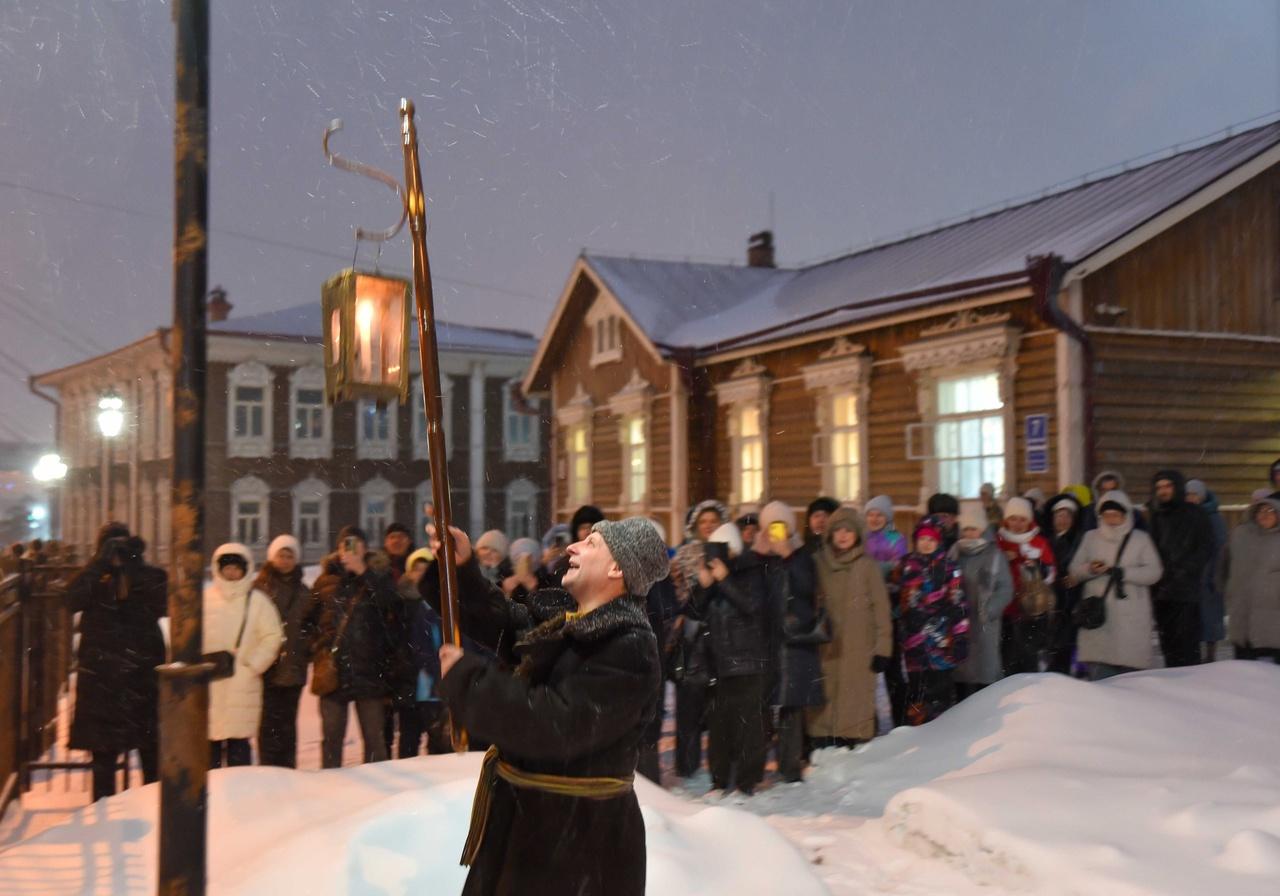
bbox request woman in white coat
[1069,492,1163,681]
[204,543,284,767]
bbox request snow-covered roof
[583,121,1280,353]
[211,301,538,356]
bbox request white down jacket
[203,543,284,741]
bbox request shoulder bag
[311,591,361,697]
[1071,531,1132,631]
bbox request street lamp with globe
[97,390,125,522]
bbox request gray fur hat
[592,517,670,596]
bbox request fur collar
[513,594,650,678]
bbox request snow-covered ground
[2,662,1278,895]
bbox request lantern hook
[323,118,408,244]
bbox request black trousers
[905,670,954,726]
[90,744,158,802]
[259,684,303,768]
[320,694,387,768]
[708,674,765,792]
[1155,600,1202,668]
[1002,616,1048,676]
[674,678,709,777]
[776,705,808,782]
[1234,644,1280,663]
[885,638,907,728]
[954,681,987,701]
[209,738,252,768]
[397,702,452,757]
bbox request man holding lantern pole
[426,517,667,896]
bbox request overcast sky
[1,0,1278,444]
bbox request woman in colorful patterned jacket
[889,515,970,726]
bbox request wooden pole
[399,99,467,752]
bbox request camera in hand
[703,541,730,567]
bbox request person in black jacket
[1147,470,1214,668]
[693,523,780,796]
[67,524,167,801]
[433,517,667,896]
[255,534,316,768]
[311,526,401,768]
[1045,494,1085,676]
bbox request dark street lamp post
[156,1,213,894]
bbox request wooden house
[523,123,1280,539]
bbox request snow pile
[0,751,826,895]
[751,661,1280,896]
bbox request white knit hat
[1002,497,1035,522]
[267,534,301,564]
[708,522,745,558]
[957,501,988,535]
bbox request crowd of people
[51,456,1280,800]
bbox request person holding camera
[204,543,284,767]
[311,526,401,767]
[1068,491,1164,681]
[67,523,168,801]
[694,522,781,796]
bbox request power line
[0,290,104,357]
[0,284,109,353]
[0,176,551,303]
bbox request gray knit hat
[592,518,670,596]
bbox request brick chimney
[747,230,775,268]
[207,285,233,322]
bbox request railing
[0,562,81,821]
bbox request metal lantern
[321,268,411,404]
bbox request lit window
[738,406,765,507]
[624,415,647,505]
[935,372,1005,499]
[567,423,590,505]
[830,392,861,502]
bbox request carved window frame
[899,311,1020,502]
[801,338,871,503]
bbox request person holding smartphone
[311,526,402,767]
[1069,492,1164,681]
[694,522,778,795]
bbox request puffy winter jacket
[889,550,969,673]
[203,543,284,741]
[1147,470,1214,604]
[693,549,780,678]
[311,551,403,700]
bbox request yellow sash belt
[460,745,635,866]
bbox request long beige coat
[808,512,892,741]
